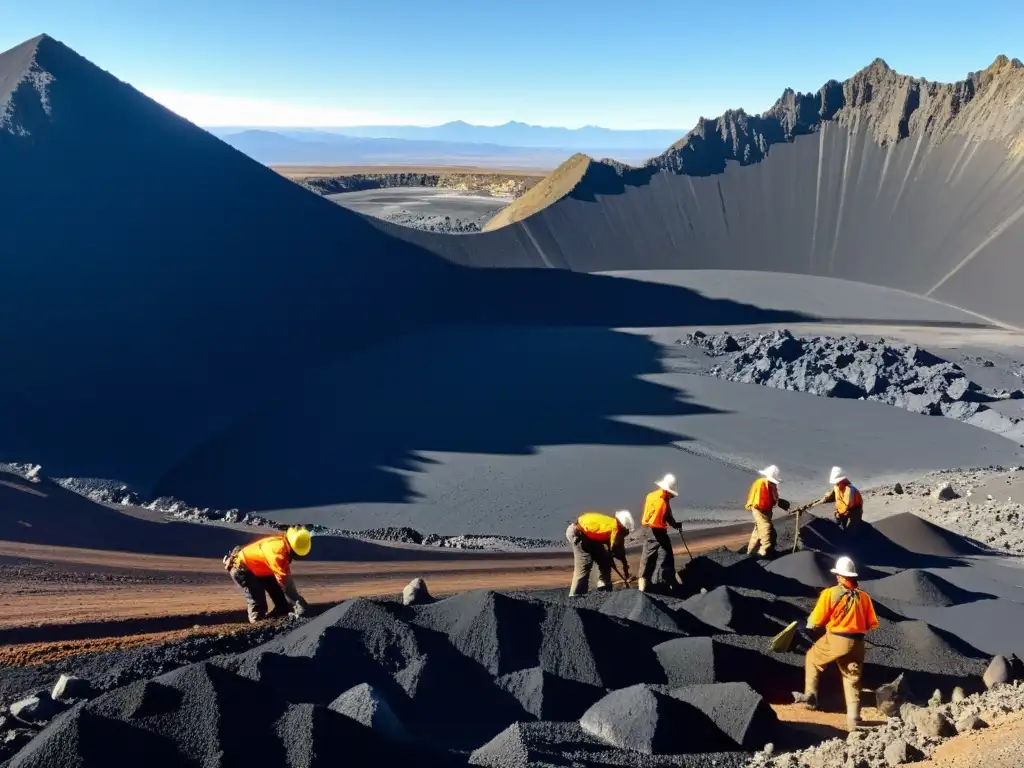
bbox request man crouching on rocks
[567,510,635,596]
[224,527,312,623]
[793,556,879,729]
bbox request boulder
[893,482,904,495]
[932,483,960,502]
[951,687,966,703]
[52,674,94,702]
[928,689,942,707]
[9,693,64,726]
[984,655,1014,689]
[912,709,955,738]
[884,739,923,766]
[876,674,910,718]
[402,577,433,606]
[955,714,986,732]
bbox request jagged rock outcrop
[491,54,1024,229]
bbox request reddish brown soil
[0,526,747,662]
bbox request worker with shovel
[638,473,683,594]
[745,465,790,559]
[223,527,312,623]
[792,556,879,730]
[821,466,864,532]
[567,510,635,596]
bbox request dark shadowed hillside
[0,34,810,499]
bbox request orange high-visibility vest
[834,483,863,516]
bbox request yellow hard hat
[286,526,311,557]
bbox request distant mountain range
[207,121,685,151]
[208,127,666,168]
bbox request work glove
[777,498,791,511]
[674,523,683,532]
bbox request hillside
[490,56,1024,230]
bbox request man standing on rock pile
[821,467,863,532]
[793,556,879,730]
[223,527,312,623]
[745,465,789,559]
[567,510,634,596]
[638,474,682,594]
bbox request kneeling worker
[745,465,789,558]
[639,473,681,593]
[224,526,312,623]
[567,510,634,596]
[793,556,878,730]
[822,466,863,532]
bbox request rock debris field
[677,331,1024,442]
[5,511,1024,767]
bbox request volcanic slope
[4,514,1013,767]
[474,57,1024,328]
[0,34,805,494]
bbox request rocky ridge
[295,172,539,199]
[677,330,1024,442]
[491,54,1024,227]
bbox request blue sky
[4,0,1022,130]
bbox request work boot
[595,580,612,592]
[792,692,818,710]
[637,577,648,593]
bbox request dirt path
[0,525,748,656]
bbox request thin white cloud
[142,89,404,127]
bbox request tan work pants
[805,632,865,720]
[746,508,775,556]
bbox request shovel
[789,500,823,553]
[769,620,799,653]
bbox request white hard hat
[829,466,847,486]
[655,473,678,496]
[830,556,858,579]
[759,465,781,485]
[615,510,636,533]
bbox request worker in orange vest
[638,474,682,593]
[566,510,635,596]
[793,555,879,730]
[223,527,312,623]
[745,465,789,558]
[821,466,864,532]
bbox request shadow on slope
[153,282,808,514]
[0,35,815,506]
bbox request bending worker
[793,556,879,730]
[224,527,312,623]
[567,510,635,596]
[745,465,789,558]
[822,466,863,532]
[639,474,681,594]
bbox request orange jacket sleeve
[863,593,879,631]
[808,588,833,627]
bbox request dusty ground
[772,703,888,742]
[905,711,1024,767]
[274,165,549,179]
[0,526,747,661]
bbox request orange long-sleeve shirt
[745,477,779,513]
[809,584,879,636]
[238,535,292,585]
[641,489,677,529]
